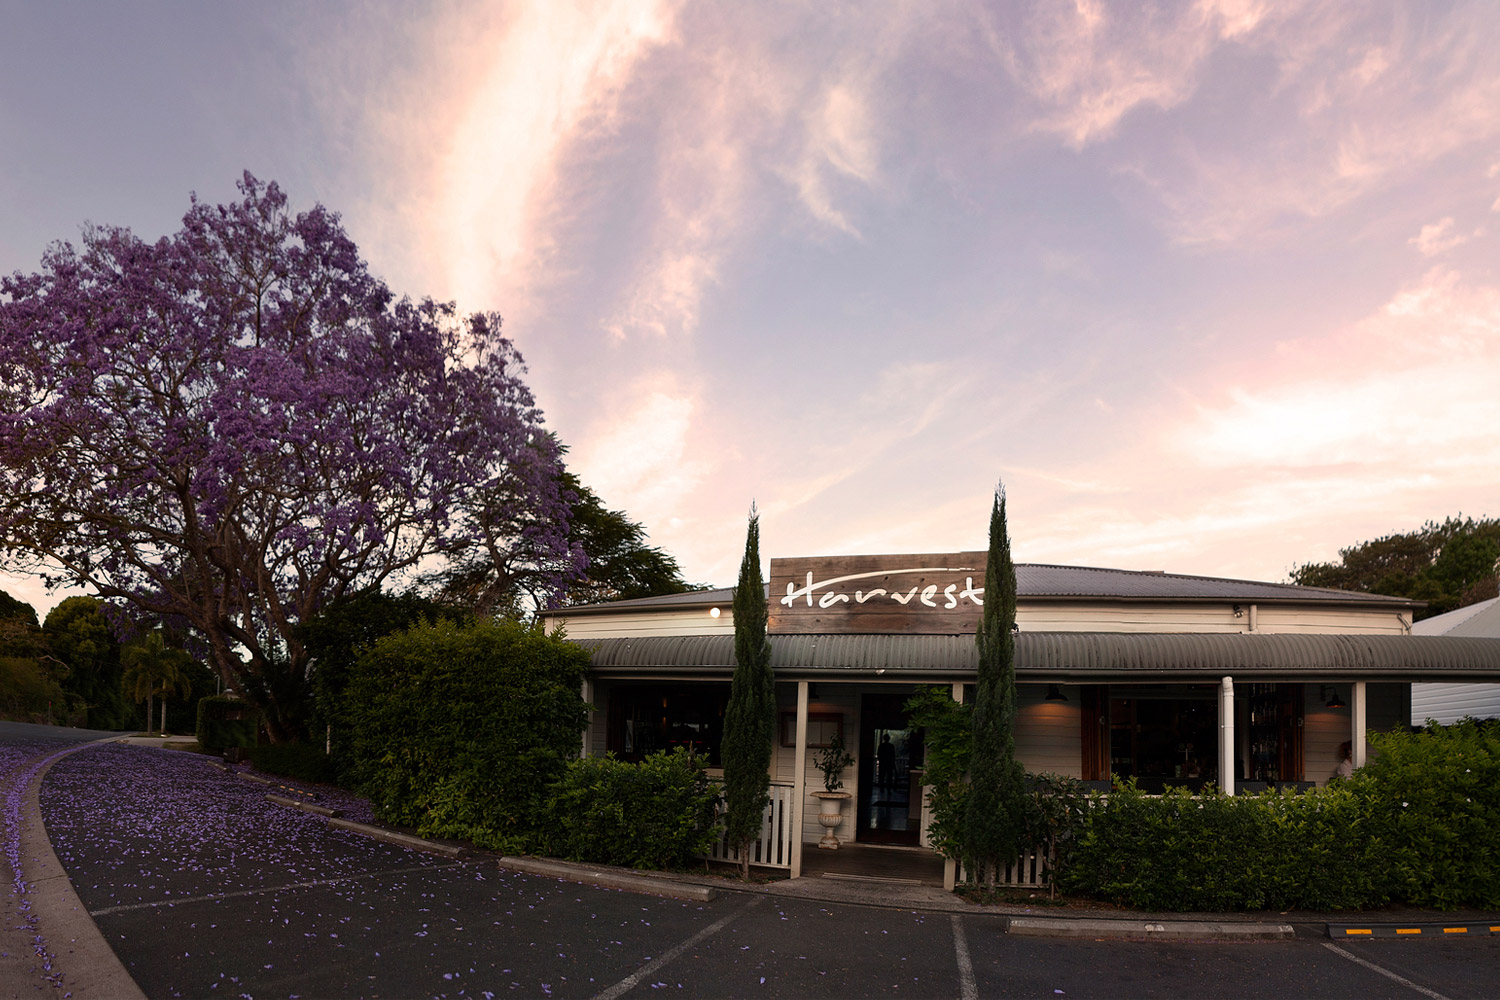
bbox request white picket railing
[956,852,1049,888]
[704,780,795,870]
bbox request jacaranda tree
[0,173,572,741]
[721,505,775,878]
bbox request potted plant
[812,732,855,849]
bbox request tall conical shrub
[963,484,1028,884]
[721,506,775,878]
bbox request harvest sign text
[767,553,990,635]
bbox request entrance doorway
[855,692,924,845]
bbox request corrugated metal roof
[1412,596,1500,638]
[573,632,1500,680]
[557,563,1417,615]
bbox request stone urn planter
[813,790,851,849]
[812,733,856,849]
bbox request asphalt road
[7,725,1500,999]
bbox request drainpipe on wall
[1219,676,1235,797]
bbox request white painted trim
[1352,681,1368,768]
[1218,676,1235,796]
[790,681,809,878]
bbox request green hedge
[1352,719,1500,908]
[344,617,590,853]
[1060,721,1500,911]
[249,743,338,785]
[196,695,260,751]
[542,749,720,870]
[1060,782,1376,910]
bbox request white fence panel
[956,852,1049,888]
[704,781,795,870]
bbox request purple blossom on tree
[0,173,578,741]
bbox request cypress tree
[963,484,1028,885]
[721,505,775,879]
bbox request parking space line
[88,861,470,916]
[951,914,977,1000]
[592,896,764,1000]
[1322,943,1452,1000]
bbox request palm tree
[121,630,193,735]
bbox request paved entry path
[11,731,1500,999]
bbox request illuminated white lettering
[781,571,817,608]
[777,566,982,614]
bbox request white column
[1219,676,1235,796]
[943,681,965,891]
[580,678,593,758]
[1352,681,1368,768]
[790,680,810,879]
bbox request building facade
[546,554,1500,879]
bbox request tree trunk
[160,698,167,736]
[146,692,154,735]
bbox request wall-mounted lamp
[709,607,721,618]
[1011,622,1020,634]
[1045,684,1068,702]
[1320,685,1346,709]
[1232,604,1244,618]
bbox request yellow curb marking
[1442,927,1467,934]
[1396,928,1421,935]
[1343,928,1372,935]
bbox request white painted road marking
[952,914,977,1000]
[88,861,470,916]
[593,896,765,1000]
[1323,942,1452,1000]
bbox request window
[607,684,729,765]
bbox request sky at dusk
[3,0,1498,614]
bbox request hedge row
[1060,720,1500,911]
[541,748,719,870]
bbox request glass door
[855,692,923,845]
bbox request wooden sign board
[767,553,989,635]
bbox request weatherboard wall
[550,600,1409,640]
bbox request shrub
[903,685,973,859]
[1349,720,1500,908]
[543,748,720,869]
[1022,773,1089,897]
[298,588,460,780]
[249,743,338,784]
[344,617,590,852]
[0,655,84,725]
[196,695,260,751]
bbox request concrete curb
[20,736,147,999]
[327,818,464,857]
[266,793,342,818]
[497,856,718,903]
[1008,916,1295,940]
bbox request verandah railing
[703,780,795,870]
